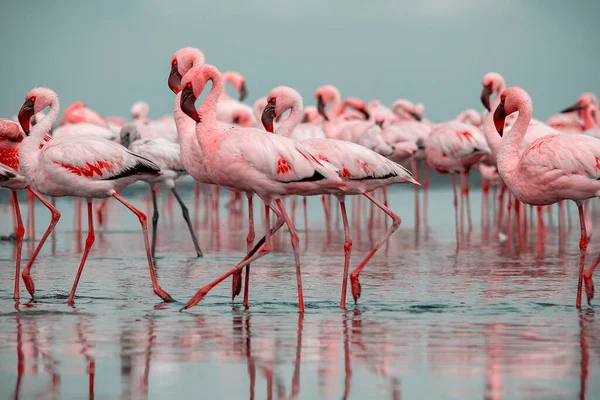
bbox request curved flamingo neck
[583,105,598,130]
[498,97,532,186]
[483,84,506,157]
[276,95,304,137]
[195,69,224,150]
[328,91,341,120]
[20,93,60,176]
[218,73,234,102]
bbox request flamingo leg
[180,203,286,311]
[515,200,521,253]
[111,192,173,302]
[242,193,255,307]
[67,201,96,305]
[424,162,430,228]
[537,206,544,256]
[150,185,159,259]
[411,159,420,230]
[11,190,24,300]
[321,195,332,243]
[11,193,17,236]
[303,197,308,235]
[577,203,588,309]
[27,189,35,241]
[464,170,472,232]
[497,184,506,233]
[171,187,203,257]
[507,195,513,256]
[275,198,304,312]
[350,192,402,303]
[21,187,61,298]
[96,197,109,227]
[583,256,599,306]
[338,196,352,309]
[450,173,460,248]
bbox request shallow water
[0,182,599,399]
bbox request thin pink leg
[181,202,286,311]
[583,255,599,306]
[577,203,588,309]
[11,193,17,235]
[382,186,389,231]
[350,192,402,303]
[321,195,332,243]
[27,190,35,241]
[497,184,506,233]
[338,196,352,309]
[464,170,472,232]
[111,192,173,302]
[21,187,61,298]
[96,197,109,227]
[242,193,255,308]
[507,195,513,256]
[450,173,460,249]
[67,201,96,305]
[537,206,544,256]
[411,159,420,230]
[275,198,304,312]
[515,200,521,253]
[11,191,24,300]
[303,197,308,235]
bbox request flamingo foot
[584,273,595,306]
[154,287,174,303]
[180,287,210,311]
[232,271,243,300]
[350,273,362,303]
[22,273,35,298]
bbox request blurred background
[1,0,599,122]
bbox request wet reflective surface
[0,182,599,399]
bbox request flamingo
[119,123,203,258]
[262,86,417,307]
[16,86,173,305]
[425,117,490,246]
[130,101,179,143]
[216,71,255,125]
[178,64,341,312]
[1,119,56,300]
[59,101,107,127]
[547,93,599,133]
[492,86,600,308]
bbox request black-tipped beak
[239,82,248,102]
[316,96,329,121]
[493,101,506,137]
[481,84,493,111]
[560,101,585,114]
[359,108,371,120]
[375,120,384,128]
[180,86,200,122]
[261,102,276,133]
[409,111,422,121]
[301,114,310,123]
[168,64,183,94]
[18,99,35,135]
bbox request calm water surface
[0,183,598,399]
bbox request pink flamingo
[262,86,417,307]
[178,64,341,312]
[547,93,599,133]
[0,119,56,300]
[59,101,107,127]
[493,86,600,308]
[253,97,268,125]
[119,123,203,258]
[425,118,490,245]
[17,87,173,305]
[216,71,255,125]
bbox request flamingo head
[315,85,340,121]
[493,86,530,137]
[180,64,219,123]
[222,72,247,102]
[481,72,505,111]
[169,47,206,94]
[130,101,149,120]
[232,109,253,128]
[561,92,597,115]
[343,97,370,120]
[18,87,55,135]
[391,99,421,121]
[119,123,140,149]
[261,97,276,133]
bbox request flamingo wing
[431,122,489,158]
[130,138,184,172]
[43,138,160,181]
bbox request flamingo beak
[493,101,506,137]
[375,119,384,128]
[359,108,371,120]
[560,101,585,113]
[168,63,183,94]
[408,111,422,121]
[261,102,276,133]
[239,82,248,102]
[180,85,200,122]
[481,84,493,111]
[316,96,329,121]
[18,99,35,135]
[232,115,241,125]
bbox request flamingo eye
[172,59,177,66]
[269,98,276,104]
[30,96,36,102]
[186,82,192,89]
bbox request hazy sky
[1,1,598,122]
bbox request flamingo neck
[173,92,199,167]
[583,106,597,130]
[497,99,532,189]
[276,97,304,137]
[218,74,233,102]
[196,70,223,151]
[20,94,60,176]
[328,92,341,120]
[482,85,506,157]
